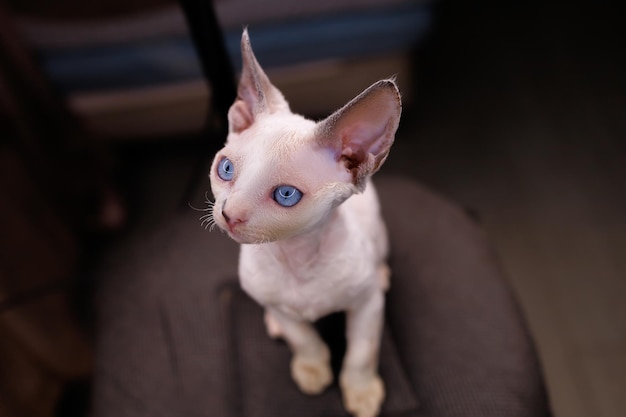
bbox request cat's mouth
[212,211,283,244]
[218,222,275,245]
[227,230,274,245]
[225,228,252,244]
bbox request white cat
[209,29,401,417]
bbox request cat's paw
[340,373,385,417]
[291,352,333,395]
[264,310,283,339]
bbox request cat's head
[209,29,401,244]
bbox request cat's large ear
[228,29,289,134]
[317,79,401,190]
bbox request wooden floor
[386,3,626,416]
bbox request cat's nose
[222,210,245,227]
[222,200,246,227]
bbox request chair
[90,1,553,416]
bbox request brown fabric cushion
[378,176,551,417]
[92,176,551,417]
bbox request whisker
[189,192,219,232]
[188,203,210,212]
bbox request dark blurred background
[1,0,624,416]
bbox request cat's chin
[225,229,275,245]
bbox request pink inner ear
[228,99,254,133]
[341,121,390,162]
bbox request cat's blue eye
[273,185,302,207]
[217,157,234,181]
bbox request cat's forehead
[219,114,347,191]
[230,135,326,183]
[227,113,317,157]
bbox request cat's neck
[267,207,344,276]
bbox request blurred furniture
[13,0,434,139]
[90,2,552,416]
[0,2,119,416]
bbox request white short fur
[208,29,401,417]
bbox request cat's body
[209,30,401,417]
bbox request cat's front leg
[267,307,333,395]
[264,310,283,339]
[340,290,385,417]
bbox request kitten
[208,29,401,417]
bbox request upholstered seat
[92,176,551,417]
